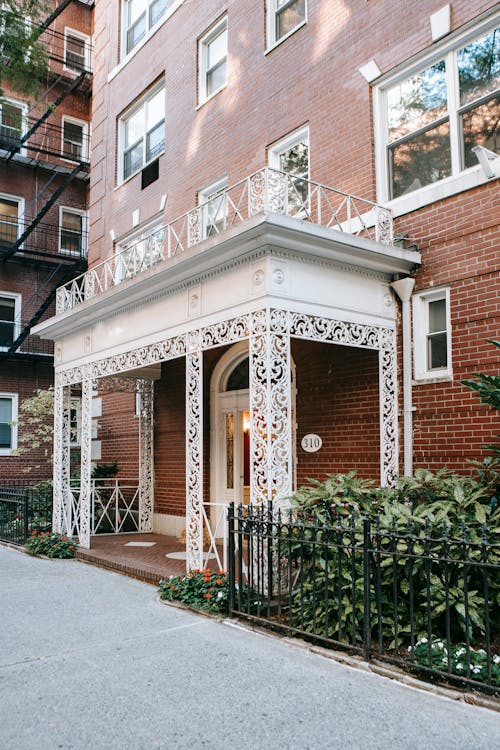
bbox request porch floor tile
[75,533,190,584]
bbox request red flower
[216,579,222,585]
[204,593,211,599]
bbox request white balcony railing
[56,168,394,313]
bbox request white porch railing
[56,168,394,313]
[65,478,140,537]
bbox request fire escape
[0,0,93,358]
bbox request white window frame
[413,287,452,382]
[0,192,24,246]
[0,392,18,455]
[61,115,88,162]
[118,83,165,184]
[59,206,88,256]
[0,96,28,155]
[198,16,228,105]
[266,0,307,52]
[268,125,310,214]
[63,27,90,74]
[121,0,169,59]
[198,176,228,239]
[373,12,500,215]
[0,291,21,352]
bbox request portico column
[249,309,292,507]
[79,364,93,548]
[53,374,71,534]
[185,332,203,571]
[379,327,399,486]
[138,379,154,532]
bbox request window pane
[125,109,144,147]
[63,122,84,159]
[390,121,451,198]
[61,211,82,253]
[387,62,447,141]
[127,13,147,53]
[149,0,167,27]
[127,0,147,25]
[207,29,227,69]
[1,102,22,132]
[0,397,12,447]
[276,0,305,40]
[146,89,164,129]
[462,96,500,168]
[66,35,85,70]
[146,120,164,160]
[226,412,234,489]
[124,141,143,178]
[427,332,447,370]
[0,198,19,243]
[207,60,227,95]
[458,28,500,106]
[0,298,15,347]
[278,140,309,210]
[429,298,446,333]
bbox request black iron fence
[228,504,500,696]
[0,482,52,544]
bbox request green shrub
[25,531,77,559]
[159,569,230,614]
[409,638,500,686]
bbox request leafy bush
[25,531,77,559]
[409,638,500,686]
[159,569,230,614]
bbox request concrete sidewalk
[0,546,498,750]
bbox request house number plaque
[301,434,322,453]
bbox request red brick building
[35,0,499,568]
[0,0,92,480]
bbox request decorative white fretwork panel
[138,379,154,532]
[79,364,93,549]
[53,379,71,534]
[186,333,204,571]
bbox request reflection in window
[269,128,309,213]
[123,0,167,56]
[0,297,15,348]
[0,100,23,148]
[121,87,165,181]
[427,298,447,370]
[226,358,249,391]
[225,412,234,489]
[0,396,13,449]
[390,121,451,198]
[272,0,306,44]
[0,197,19,244]
[199,18,228,103]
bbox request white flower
[217,591,224,599]
[478,649,486,655]
[455,663,464,671]
[455,647,466,658]
[419,637,428,645]
[437,641,444,649]
[472,665,482,674]
[493,655,500,664]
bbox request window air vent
[141,159,159,190]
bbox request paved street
[0,545,498,750]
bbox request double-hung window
[0,293,20,349]
[268,126,310,214]
[0,194,22,246]
[413,288,452,380]
[267,0,306,48]
[0,393,18,454]
[0,98,25,149]
[122,0,167,57]
[59,207,86,256]
[62,117,87,162]
[199,17,227,103]
[375,20,499,202]
[198,177,228,238]
[64,29,90,73]
[120,85,165,182]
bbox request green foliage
[410,638,500,686]
[0,2,49,98]
[25,530,77,559]
[13,387,54,474]
[158,569,231,614]
[92,462,119,479]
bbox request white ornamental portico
[34,172,420,570]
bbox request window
[267,0,306,48]
[199,17,228,103]
[70,397,82,446]
[0,98,25,149]
[62,118,87,162]
[64,29,90,72]
[0,194,22,245]
[413,288,452,380]
[0,293,20,349]
[0,393,18,454]
[375,21,500,202]
[122,0,168,57]
[59,208,86,256]
[268,126,309,213]
[198,177,228,238]
[120,85,165,182]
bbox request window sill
[265,19,307,56]
[0,449,15,456]
[383,161,500,218]
[196,83,227,110]
[109,0,184,83]
[413,374,453,385]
